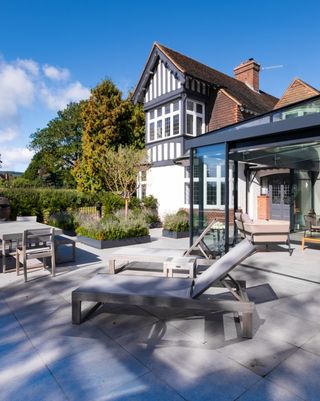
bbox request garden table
[0,221,62,273]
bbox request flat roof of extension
[185,94,320,151]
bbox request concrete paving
[0,229,320,400]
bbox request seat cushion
[74,274,193,300]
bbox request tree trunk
[124,198,129,220]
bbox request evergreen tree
[73,79,145,192]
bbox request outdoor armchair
[304,213,320,237]
[72,239,256,338]
[235,212,291,254]
[16,228,56,282]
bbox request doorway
[262,174,290,220]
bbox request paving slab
[47,343,149,401]
[101,372,185,401]
[267,348,320,401]
[216,335,298,377]
[116,322,260,401]
[237,378,304,401]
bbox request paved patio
[1,229,320,400]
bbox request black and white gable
[132,43,185,106]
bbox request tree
[26,101,85,187]
[72,79,145,192]
[99,146,148,218]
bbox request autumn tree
[25,101,85,187]
[73,79,145,192]
[99,146,148,218]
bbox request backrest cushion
[241,213,252,223]
[191,239,255,298]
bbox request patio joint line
[241,263,320,285]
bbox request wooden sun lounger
[72,239,256,338]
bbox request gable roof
[273,78,320,109]
[155,43,278,114]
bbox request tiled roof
[156,43,278,114]
[274,78,320,109]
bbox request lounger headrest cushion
[191,239,255,298]
[241,213,252,223]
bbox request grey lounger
[72,239,256,338]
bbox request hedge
[0,188,123,222]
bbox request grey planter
[77,235,151,249]
[162,229,189,239]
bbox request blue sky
[1,0,320,171]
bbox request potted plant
[162,210,189,239]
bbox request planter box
[162,229,189,239]
[77,235,151,249]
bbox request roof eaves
[155,43,186,74]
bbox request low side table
[301,236,320,250]
[54,235,76,263]
[163,257,196,278]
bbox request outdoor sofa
[235,212,292,254]
[72,239,256,338]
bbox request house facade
[133,43,277,218]
[133,44,320,251]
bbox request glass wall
[192,143,231,255]
[293,171,312,228]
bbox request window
[187,114,193,135]
[147,100,180,142]
[207,182,217,205]
[157,120,162,139]
[149,122,155,141]
[186,99,205,136]
[141,184,146,199]
[173,115,179,135]
[165,117,170,137]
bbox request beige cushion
[241,213,252,223]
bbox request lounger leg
[108,259,116,274]
[72,299,82,324]
[242,312,253,338]
[287,235,292,256]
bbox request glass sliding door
[191,143,229,255]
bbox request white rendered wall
[237,163,247,213]
[146,165,185,218]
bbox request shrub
[163,212,189,232]
[47,211,76,231]
[76,212,149,240]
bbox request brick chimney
[234,59,260,92]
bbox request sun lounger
[72,239,256,338]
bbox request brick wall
[209,90,241,131]
[274,79,319,109]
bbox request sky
[1,0,320,172]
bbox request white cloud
[0,126,19,143]
[17,59,39,76]
[1,147,34,171]
[43,64,70,80]
[40,81,90,110]
[0,64,35,119]
[0,56,90,171]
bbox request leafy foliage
[0,188,94,221]
[73,79,145,192]
[26,102,85,187]
[163,211,189,232]
[75,211,149,240]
